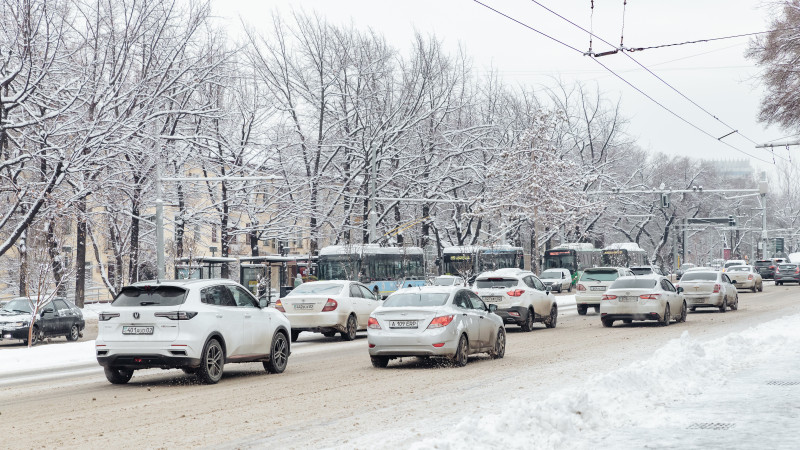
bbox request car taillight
[275,299,285,312]
[639,294,661,300]
[98,312,120,321]
[506,289,525,297]
[322,298,338,312]
[713,284,721,293]
[368,317,381,329]
[601,294,616,301]
[427,315,454,329]
[770,265,775,269]
[795,268,800,274]
[154,311,198,320]
[748,274,753,280]
[577,284,586,291]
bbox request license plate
[122,326,154,335]
[389,320,418,328]
[293,303,314,310]
[590,286,606,291]
[619,296,637,302]
[482,296,503,303]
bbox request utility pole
[759,172,769,259]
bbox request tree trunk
[18,231,27,297]
[175,182,185,259]
[75,198,87,307]
[46,220,66,296]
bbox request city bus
[317,244,426,298]
[476,245,525,273]
[601,243,648,267]
[542,243,601,285]
[441,246,485,278]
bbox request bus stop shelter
[174,257,238,280]
[239,255,315,300]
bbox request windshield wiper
[583,277,599,281]
[13,309,31,314]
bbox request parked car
[754,259,776,279]
[367,286,505,367]
[599,276,687,327]
[0,297,85,345]
[722,259,746,272]
[431,275,467,287]
[575,267,634,315]
[274,280,381,341]
[676,270,738,312]
[774,262,800,285]
[538,268,572,293]
[725,265,763,292]
[630,266,665,277]
[96,279,291,384]
[474,268,558,331]
[675,263,696,279]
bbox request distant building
[712,159,753,179]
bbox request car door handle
[216,314,223,318]
[244,314,252,319]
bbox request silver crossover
[367,286,506,368]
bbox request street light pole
[155,163,165,279]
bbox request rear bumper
[97,353,201,370]
[731,280,755,289]
[285,311,348,330]
[685,293,723,307]
[601,312,664,322]
[368,327,459,357]
[495,306,530,325]
[774,276,800,284]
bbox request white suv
[96,279,291,384]
[576,267,633,315]
[474,268,557,331]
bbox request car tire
[491,328,506,359]
[66,324,80,342]
[196,338,224,384]
[758,282,763,292]
[594,305,600,313]
[689,306,696,312]
[577,305,587,315]
[678,302,687,323]
[730,296,739,311]
[622,319,633,324]
[568,283,572,292]
[661,304,671,326]
[263,331,289,374]
[719,298,728,313]
[25,326,42,346]
[371,356,390,368]
[291,330,300,342]
[520,308,535,332]
[751,283,757,293]
[557,286,562,293]
[104,367,133,384]
[341,314,358,341]
[452,334,468,367]
[601,319,613,327]
[545,305,558,328]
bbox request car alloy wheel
[342,314,357,341]
[661,304,670,326]
[27,326,41,346]
[198,339,224,384]
[545,305,557,328]
[453,334,469,367]
[730,296,739,311]
[264,332,289,374]
[491,328,506,359]
[67,324,80,341]
[521,308,535,332]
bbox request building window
[212,225,218,243]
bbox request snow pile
[0,340,97,374]
[412,313,800,450]
[81,301,108,320]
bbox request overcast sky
[212,0,788,177]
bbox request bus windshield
[543,251,577,272]
[478,250,523,272]
[318,255,361,281]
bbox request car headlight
[7,321,27,327]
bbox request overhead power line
[527,0,786,164]
[627,30,782,53]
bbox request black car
[0,297,85,345]
[775,263,800,285]
[754,259,776,279]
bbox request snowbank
[412,313,800,449]
[0,340,97,375]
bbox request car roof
[613,275,662,282]
[584,266,624,271]
[476,268,532,279]
[391,285,462,295]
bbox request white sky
[211,0,790,177]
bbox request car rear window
[287,283,344,296]
[540,270,564,278]
[383,293,450,307]
[630,268,653,276]
[778,264,798,270]
[581,270,619,282]
[680,272,717,282]
[727,266,750,272]
[433,278,456,286]
[113,286,188,306]
[475,278,518,288]
[610,279,657,289]
[754,260,771,267]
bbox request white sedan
[275,280,381,341]
[725,265,764,292]
[599,275,687,327]
[367,286,505,367]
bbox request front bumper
[368,327,459,357]
[0,325,32,340]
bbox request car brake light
[769,265,775,269]
[98,312,120,321]
[154,311,198,320]
[748,274,753,280]
[368,317,381,329]
[507,289,525,297]
[713,284,721,293]
[639,294,660,300]
[795,268,800,274]
[275,299,285,312]
[322,298,338,312]
[601,294,616,301]
[427,315,454,329]
[577,284,586,291]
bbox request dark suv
[775,263,800,285]
[754,259,776,279]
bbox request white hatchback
[599,276,687,327]
[96,279,291,384]
[275,280,381,342]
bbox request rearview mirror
[488,304,498,313]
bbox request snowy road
[1,285,799,449]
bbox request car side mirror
[259,298,270,308]
[43,308,54,314]
[488,304,498,313]
[677,287,684,293]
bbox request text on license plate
[122,326,154,335]
[482,296,503,303]
[619,296,637,302]
[590,286,606,291]
[293,304,314,310]
[389,320,418,328]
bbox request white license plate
[122,326,154,335]
[482,296,503,303]
[389,320,418,328]
[619,296,637,302]
[590,286,606,291]
[293,304,313,310]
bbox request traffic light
[728,215,736,226]
[661,193,670,208]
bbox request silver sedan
[367,286,506,368]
